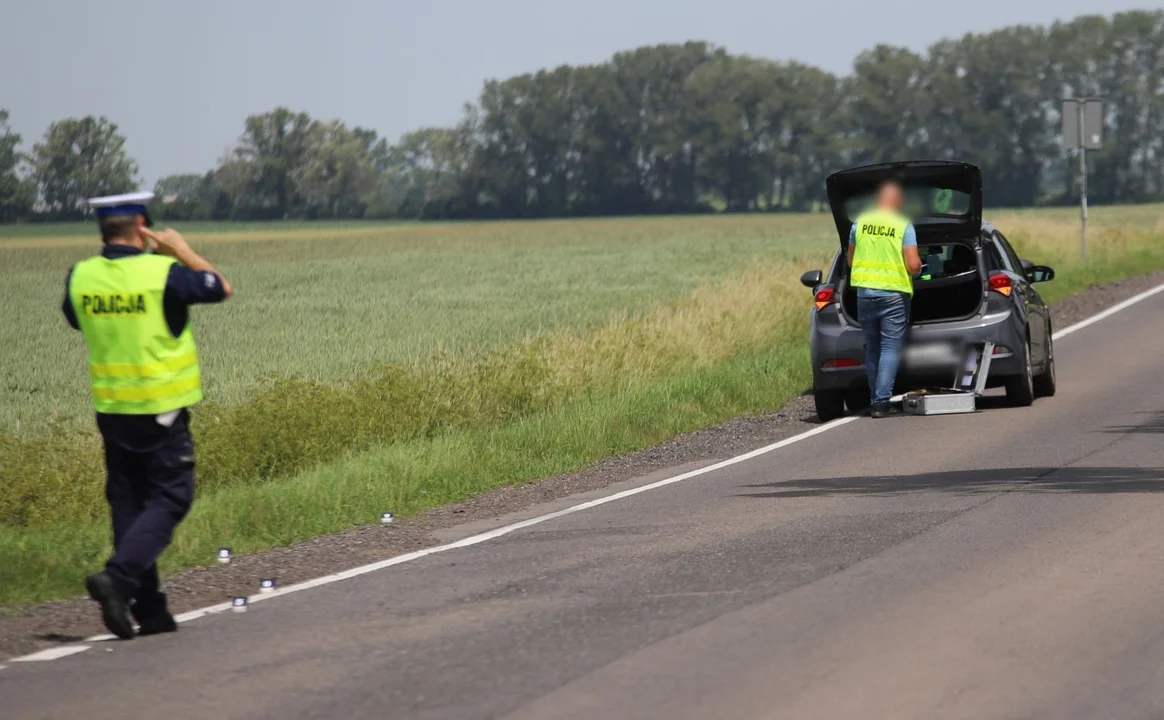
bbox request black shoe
[870,403,890,418]
[85,572,135,640]
[132,592,178,636]
[136,610,178,636]
[132,595,176,637]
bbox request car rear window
[843,186,972,224]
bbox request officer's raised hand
[142,227,234,297]
[143,227,189,255]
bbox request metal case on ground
[902,391,977,415]
[902,342,994,416]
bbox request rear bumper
[811,306,1026,392]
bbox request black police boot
[133,593,178,636]
[870,402,890,418]
[85,572,135,640]
[136,611,178,636]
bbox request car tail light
[814,285,836,311]
[988,273,1013,297]
[992,345,1011,355]
[822,359,860,369]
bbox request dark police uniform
[63,242,225,629]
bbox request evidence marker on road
[380,512,394,525]
[259,578,276,594]
[231,597,249,613]
[217,547,233,565]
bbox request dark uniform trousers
[97,409,195,615]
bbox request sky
[2,0,1157,185]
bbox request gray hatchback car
[802,160,1057,421]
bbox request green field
[1,214,830,431]
[2,205,1163,605]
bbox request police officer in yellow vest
[62,192,233,639]
[846,181,922,418]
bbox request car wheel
[814,388,846,422]
[1033,336,1056,398]
[845,388,871,412]
[1006,341,1035,407]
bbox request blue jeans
[858,294,910,404]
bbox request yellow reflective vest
[69,254,203,414]
[851,208,914,295]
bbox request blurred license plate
[903,342,959,367]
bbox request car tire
[814,388,846,422]
[845,388,871,412]
[1033,335,1056,398]
[1006,341,1036,407]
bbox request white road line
[26,279,1164,660]
[11,646,92,662]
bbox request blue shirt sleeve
[848,225,856,246]
[903,224,917,247]
[164,265,227,306]
[62,267,79,329]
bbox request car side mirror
[1029,265,1055,283]
[800,269,823,289]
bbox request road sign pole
[1078,102,1088,261]
[1063,98,1102,262]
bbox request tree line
[2,9,1162,224]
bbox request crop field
[2,205,1163,605]
[1,214,833,431]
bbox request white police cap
[88,192,155,225]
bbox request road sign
[1062,99,1103,150]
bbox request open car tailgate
[826,161,983,250]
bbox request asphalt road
[6,289,1164,720]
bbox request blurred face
[877,182,904,211]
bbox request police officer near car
[846,180,923,418]
[63,192,232,639]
